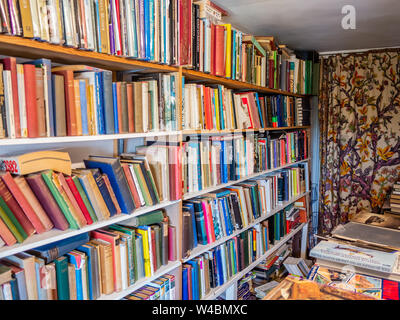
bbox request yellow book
[292,170,297,196]
[136,228,152,277]
[73,79,83,136]
[18,0,34,38]
[214,89,220,130]
[220,24,232,78]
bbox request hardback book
[310,240,398,274]
[0,150,71,175]
[0,196,27,243]
[54,255,70,300]
[0,214,17,246]
[0,260,28,300]
[89,238,114,296]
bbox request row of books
[0,147,181,247]
[189,3,316,93]
[182,81,311,131]
[181,211,304,300]
[0,57,179,139]
[123,273,176,300]
[181,170,308,256]
[182,131,308,194]
[0,0,316,93]
[0,210,177,300]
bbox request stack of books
[0,209,176,300]
[389,181,400,214]
[123,273,176,300]
[182,81,311,131]
[0,58,179,139]
[0,148,181,248]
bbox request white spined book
[310,240,397,274]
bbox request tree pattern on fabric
[318,50,400,234]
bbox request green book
[274,213,280,241]
[0,197,27,242]
[108,224,137,283]
[151,224,161,270]
[72,176,98,223]
[128,210,164,227]
[312,62,320,96]
[54,256,70,301]
[41,170,79,230]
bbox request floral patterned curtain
[318,49,400,234]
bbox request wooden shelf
[183,191,310,262]
[183,158,310,200]
[182,68,308,98]
[0,34,177,73]
[0,200,181,259]
[0,131,181,146]
[201,223,306,300]
[182,126,310,135]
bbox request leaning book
[309,240,397,274]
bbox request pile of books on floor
[0,57,180,139]
[123,273,176,300]
[389,181,400,214]
[307,211,400,300]
[0,148,181,248]
[0,207,177,300]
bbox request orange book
[126,83,134,133]
[23,64,39,138]
[35,67,46,137]
[13,176,53,232]
[0,216,17,246]
[52,69,77,136]
[116,82,124,133]
[214,25,225,77]
[121,163,141,208]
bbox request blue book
[89,168,117,216]
[30,59,54,136]
[112,82,119,133]
[182,267,189,300]
[34,258,47,300]
[83,157,135,214]
[191,201,207,245]
[214,246,224,286]
[30,233,90,263]
[149,0,155,61]
[144,0,150,60]
[79,80,89,135]
[95,72,105,134]
[276,95,282,127]
[218,197,232,236]
[94,0,102,52]
[183,203,198,248]
[218,86,225,130]
[221,140,228,183]
[170,74,176,131]
[254,92,264,127]
[186,261,199,300]
[76,245,95,300]
[9,278,19,300]
[66,252,83,300]
[231,29,236,79]
[102,70,114,134]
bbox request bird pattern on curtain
[318,49,400,234]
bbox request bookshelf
[0,5,314,301]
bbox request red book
[0,216,17,246]
[214,25,225,77]
[52,70,77,136]
[204,87,212,130]
[65,176,93,225]
[25,173,69,231]
[179,0,192,66]
[3,58,21,138]
[121,163,141,208]
[23,64,38,138]
[210,23,216,75]
[0,178,35,236]
[126,83,134,133]
[168,145,182,200]
[114,0,122,56]
[0,172,45,233]
[268,60,274,89]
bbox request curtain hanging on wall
[318,49,400,234]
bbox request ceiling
[212,0,400,53]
